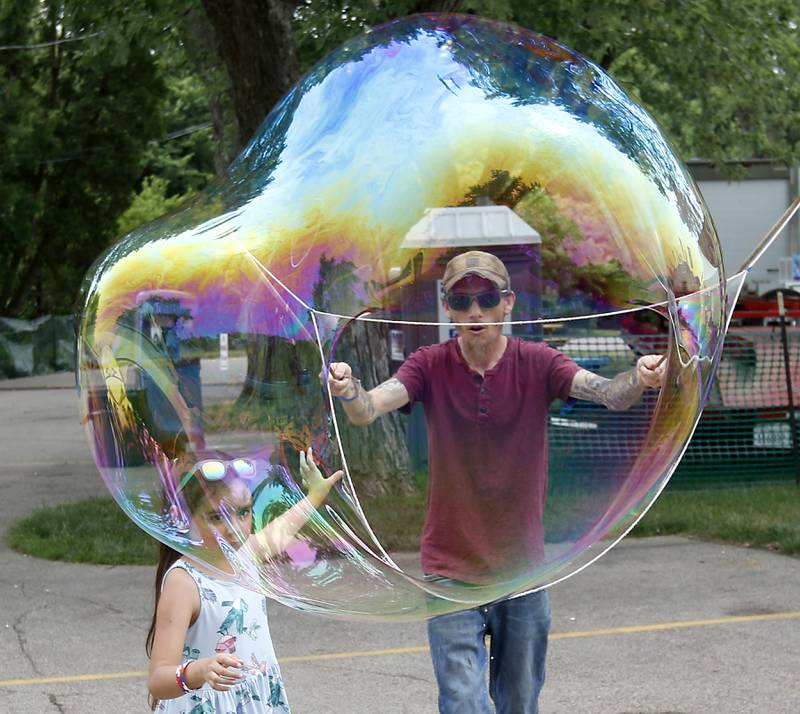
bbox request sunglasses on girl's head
[179,458,257,490]
[445,288,507,312]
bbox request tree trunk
[183,5,238,174]
[411,0,464,12]
[201,0,300,150]
[334,320,414,497]
[200,5,415,494]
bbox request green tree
[289,0,799,168]
[0,0,166,316]
[115,176,191,238]
[6,1,798,320]
[143,1,237,180]
[111,6,230,243]
[471,0,800,168]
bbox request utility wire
[2,122,213,170]
[0,31,103,51]
[164,122,213,141]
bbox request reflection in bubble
[77,15,727,620]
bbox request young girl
[146,447,341,713]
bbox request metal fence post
[777,290,800,485]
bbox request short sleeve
[544,345,582,403]
[394,346,431,407]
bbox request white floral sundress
[156,559,290,714]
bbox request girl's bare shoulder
[161,563,201,604]
[158,565,202,626]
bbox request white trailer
[690,160,800,294]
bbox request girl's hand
[185,653,244,692]
[299,447,343,506]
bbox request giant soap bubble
[77,14,735,620]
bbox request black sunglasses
[445,288,508,312]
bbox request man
[328,250,664,714]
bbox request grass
[6,484,799,565]
[356,491,426,552]
[629,483,800,555]
[6,497,159,565]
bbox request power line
[3,122,213,169]
[0,31,102,51]
[165,122,212,141]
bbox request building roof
[401,205,540,248]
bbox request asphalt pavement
[0,374,798,713]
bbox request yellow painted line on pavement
[0,671,146,687]
[1,610,798,688]
[548,610,800,640]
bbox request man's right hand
[325,361,357,399]
[322,364,410,425]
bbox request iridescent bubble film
[77,14,728,620]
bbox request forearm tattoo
[570,368,643,411]
[373,377,407,401]
[340,376,402,425]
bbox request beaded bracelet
[336,377,361,402]
[176,661,195,694]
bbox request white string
[244,250,727,327]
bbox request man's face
[443,275,515,347]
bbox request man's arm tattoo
[372,377,407,400]
[569,368,643,411]
[341,376,405,424]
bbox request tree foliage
[3,0,798,320]
[289,0,799,168]
[0,0,229,317]
[496,0,800,168]
[0,0,168,316]
[115,175,191,238]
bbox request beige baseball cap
[442,250,511,293]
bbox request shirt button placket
[478,378,489,422]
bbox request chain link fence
[549,326,800,488]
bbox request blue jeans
[427,590,550,714]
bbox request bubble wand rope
[325,306,379,382]
[314,307,380,469]
[631,197,800,375]
[738,195,800,273]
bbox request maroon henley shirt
[395,337,581,583]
